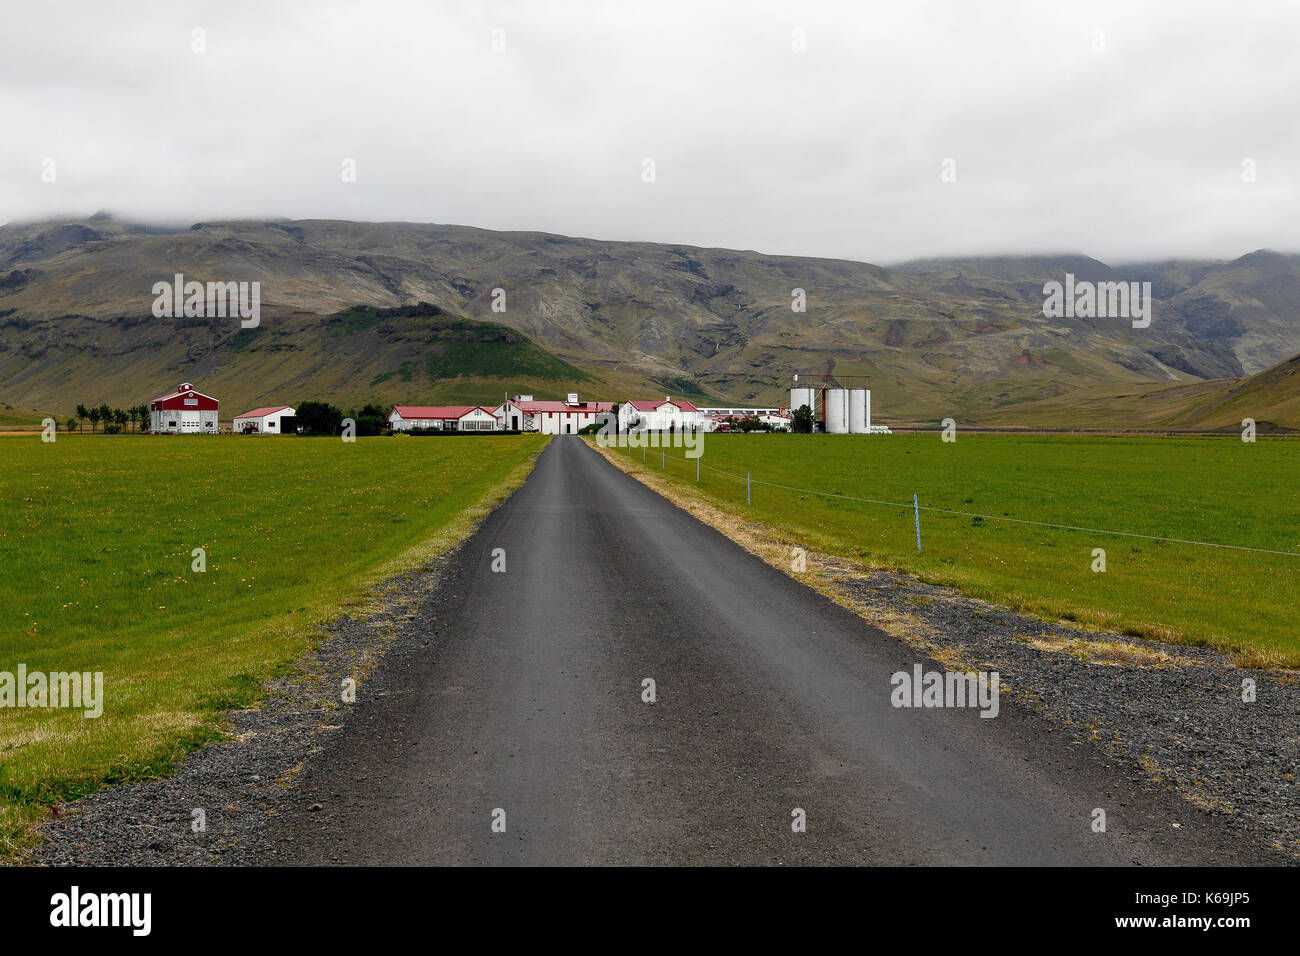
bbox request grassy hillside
[597,434,1300,665]
[978,350,1300,431]
[0,402,48,429]
[0,433,545,854]
[0,303,642,417]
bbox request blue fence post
[913,494,922,553]
[747,472,751,505]
[696,457,699,482]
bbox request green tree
[75,404,88,433]
[351,403,387,436]
[87,406,101,432]
[296,400,343,435]
[113,408,128,431]
[66,418,78,434]
[791,404,814,434]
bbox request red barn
[149,382,219,434]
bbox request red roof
[499,400,614,414]
[390,405,493,420]
[233,406,291,420]
[626,399,700,412]
[151,385,218,410]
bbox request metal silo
[849,388,867,433]
[825,388,849,433]
[790,387,817,418]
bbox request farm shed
[233,406,296,434]
[149,382,219,434]
[387,405,498,432]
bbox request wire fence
[621,441,1300,559]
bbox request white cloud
[1,0,1296,262]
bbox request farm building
[618,398,708,433]
[710,410,791,431]
[493,394,614,434]
[387,405,499,432]
[233,406,296,434]
[697,406,783,419]
[149,382,219,434]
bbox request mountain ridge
[2,215,1297,423]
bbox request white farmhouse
[618,398,708,433]
[232,405,296,434]
[387,405,498,432]
[493,394,614,434]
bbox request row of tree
[69,403,150,434]
[295,401,388,436]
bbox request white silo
[790,387,817,418]
[825,388,850,433]
[849,388,867,433]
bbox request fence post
[696,457,699,482]
[747,472,751,505]
[662,449,665,469]
[913,493,922,553]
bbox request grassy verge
[591,434,1300,667]
[1,433,546,856]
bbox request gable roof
[626,399,700,412]
[233,406,292,420]
[391,405,493,420]
[152,388,218,404]
[499,400,614,414]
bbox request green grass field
[603,433,1300,666]
[0,433,544,853]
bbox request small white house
[232,405,296,434]
[387,405,498,432]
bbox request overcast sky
[1,0,1297,263]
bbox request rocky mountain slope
[1,214,1296,422]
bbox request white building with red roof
[387,405,499,432]
[493,394,614,434]
[617,397,707,434]
[232,405,296,434]
[149,382,219,434]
